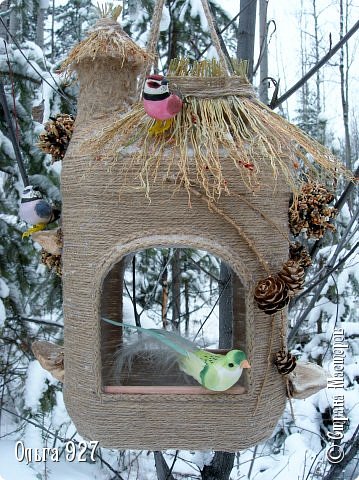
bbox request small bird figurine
[19,185,60,237]
[143,75,183,134]
[103,319,250,391]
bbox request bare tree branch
[0,407,125,479]
[272,18,359,108]
[288,205,359,346]
[7,316,64,329]
[153,451,176,480]
[322,425,359,480]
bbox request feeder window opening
[100,247,248,394]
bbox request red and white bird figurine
[143,75,182,132]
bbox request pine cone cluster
[41,250,62,276]
[255,258,307,314]
[274,350,297,375]
[38,114,75,162]
[289,242,312,269]
[254,275,289,315]
[278,260,305,296]
[289,182,337,239]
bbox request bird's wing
[167,95,183,115]
[102,318,197,357]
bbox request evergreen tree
[50,0,98,61]
[123,0,236,70]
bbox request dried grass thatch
[60,15,151,74]
[88,58,351,202]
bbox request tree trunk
[171,249,181,331]
[36,6,46,49]
[154,451,175,480]
[51,0,55,62]
[258,0,269,104]
[161,253,169,329]
[9,6,20,42]
[237,0,258,82]
[201,452,235,480]
[0,0,10,41]
[184,278,190,335]
[339,0,352,171]
[218,262,233,349]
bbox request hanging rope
[199,0,232,74]
[0,78,29,186]
[137,0,234,99]
[137,0,166,98]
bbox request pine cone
[289,182,337,239]
[38,114,75,162]
[289,242,312,269]
[254,275,289,315]
[278,260,305,296]
[274,351,297,375]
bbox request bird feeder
[59,7,343,452]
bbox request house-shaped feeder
[59,16,341,452]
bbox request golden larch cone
[289,182,337,239]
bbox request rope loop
[138,0,233,100]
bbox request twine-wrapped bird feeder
[59,0,346,451]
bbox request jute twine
[167,76,254,98]
[138,0,233,95]
[62,131,289,450]
[60,3,290,451]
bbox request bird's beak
[241,360,251,369]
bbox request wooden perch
[32,341,64,383]
[287,362,328,399]
[32,228,62,255]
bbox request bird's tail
[102,318,200,385]
[102,318,198,356]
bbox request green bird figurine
[103,319,250,391]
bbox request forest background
[0,0,358,479]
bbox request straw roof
[60,18,151,73]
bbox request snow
[0,440,106,480]
[1,1,359,479]
[24,361,57,413]
[160,5,170,32]
[0,298,5,327]
[0,441,40,480]
[189,0,209,31]
[0,130,16,160]
[0,278,9,298]
[29,174,61,201]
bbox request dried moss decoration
[59,6,151,74]
[289,182,337,238]
[90,58,350,202]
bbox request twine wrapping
[58,7,325,452]
[167,76,254,98]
